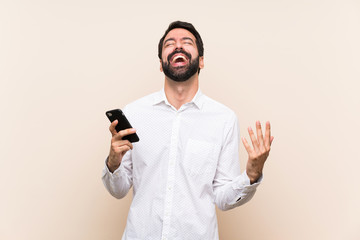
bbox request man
[102,21,274,240]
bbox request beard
[162,49,200,82]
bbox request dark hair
[158,21,204,60]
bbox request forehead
[164,28,196,42]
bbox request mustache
[167,49,192,62]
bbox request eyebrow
[164,37,195,45]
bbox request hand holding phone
[106,109,139,172]
[106,109,139,142]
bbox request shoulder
[123,91,160,114]
[201,94,237,121]
[200,94,239,143]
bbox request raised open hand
[242,121,274,184]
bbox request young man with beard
[102,21,274,240]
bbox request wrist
[246,170,261,184]
[107,157,120,173]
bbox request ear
[159,59,163,72]
[199,56,204,69]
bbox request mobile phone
[105,109,139,142]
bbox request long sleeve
[212,113,262,211]
[101,150,133,199]
[100,90,265,239]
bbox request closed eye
[164,38,175,48]
[182,37,195,45]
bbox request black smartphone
[105,109,140,142]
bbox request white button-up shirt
[102,89,261,240]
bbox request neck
[164,74,199,110]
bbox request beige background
[1,0,359,239]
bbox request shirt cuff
[232,171,263,203]
[232,171,263,190]
[244,170,263,185]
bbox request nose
[175,47,183,53]
[175,40,183,50]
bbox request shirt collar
[152,88,205,109]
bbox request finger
[122,140,133,150]
[109,120,118,136]
[241,137,253,154]
[264,121,271,149]
[256,121,265,148]
[128,141,134,150]
[114,128,136,141]
[248,127,260,152]
[117,145,131,154]
[111,140,133,150]
[270,136,274,145]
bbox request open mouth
[170,53,189,67]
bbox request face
[160,28,204,82]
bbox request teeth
[173,55,186,61]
